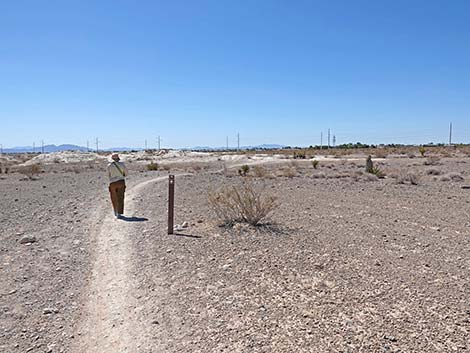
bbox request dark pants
[109,180,126,214]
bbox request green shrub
[370,167,385,178]
[238,164,250,177]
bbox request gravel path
[72,176,169,352]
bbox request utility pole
[226,136,229,150]
[0,144,3,154]
[145,139,148,150]
[41,140,44,154]
[33,142,35,153]
[157,136,161,151]
[95,137,99,153]
[237,133,240,151]
[333,135,336,147]
[320,132,323,149]
[87,140,90,152]
[449,122,453,146]
[327,129,331,149]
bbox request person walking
[107,153,128,219]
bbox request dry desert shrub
[293,150,307,159]
[397,172,420,185]
[208,182,277,227]
[440,173,464,182]
[279,166,298,178]
[374,149,388,158]
[424,156,441,166]
[311,160,319,169]
[425,168,441,175]
[18,163,41,180]
[312,172,326,179]
[364,173,379,182]
[252,165,273,179]
[146,162,159,171]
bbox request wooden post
[168,175,175,234]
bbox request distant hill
[3,143,286,153]
[188,144,286,151]
[4,144,88,153]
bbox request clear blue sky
[1,0,469,148]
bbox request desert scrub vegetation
[365,156,385,178]
[424,156,441,166]
[17,163,41,180]
[146,162,159,171]
[278,166,298,178]
[440,173,464,182]
[208,181,277,227]
[293,150,307,159]
[396,173,420,185]
[419,146,426,157]
[252,165,273,179]
[311,160,319,169]
[238,164,250,177]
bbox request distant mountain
[188,144,286,151]
[3,143,286,153]
[4,144,88,153]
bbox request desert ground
[0,147,469,352]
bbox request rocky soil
[1,154,469,352]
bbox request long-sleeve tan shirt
[107,161,128,184]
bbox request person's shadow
[119,216,148,222]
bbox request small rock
[182,221,189,228]
[19,235,37,244]
[43,308,58,315]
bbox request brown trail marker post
[168,174,175,234]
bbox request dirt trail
[73,176,167,353]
